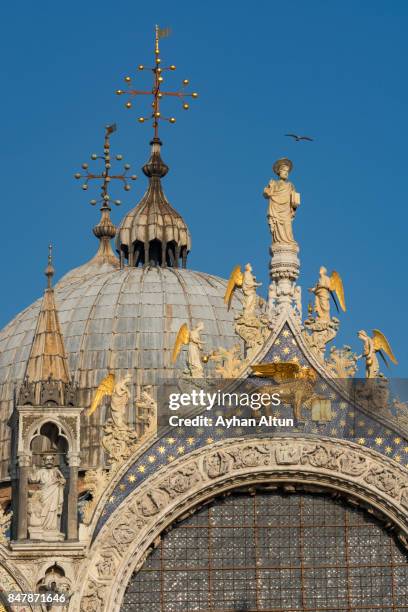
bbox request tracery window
[122,490,408,611]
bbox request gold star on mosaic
[283,330,290,337]
[119,484,126,491]
[291,356,299,363]
[167,437,175,444]
[138,465,146,473]
[368,428,374,435]
[340,419,346,427]
[128,474,136,483]
[167,455,175,462]
[357,420,365,427]
[340,402,347,409]
[148,455,156,463]
[273,355,280,363]
[385,446,392,454]
[187,437,195,445]
[177,446,185,454]
[283,347,290,355]
[357,438,365,445]
[158,446,166,454]
[206,437,214,444]
[395,455,401,462]
[394,437,401,444]
[331,427,338,436]
[275,339,281,346]
[404,446,408,454]
[375,437,383,445]
[109,495,116,503]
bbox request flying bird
[285,133,314,142]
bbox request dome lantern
[116,137,191,268]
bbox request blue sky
[1,0,407,374]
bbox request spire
[114,26,198,268]
[19,247,75,406]
[74,124,137,267]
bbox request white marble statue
[111,374,132,429]
[242,263,262,317]
[28,454,66,540]
[263,158,300,245]
[187,322,205,378]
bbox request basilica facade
[0,30,408,612]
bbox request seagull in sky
[285,133,314,142]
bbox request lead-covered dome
[0,266,243,479]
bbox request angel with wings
[357,329,398,378]
[224,263,262,316]
[308,267,346,322]
[87,372,131,428]
[172,321,205,378]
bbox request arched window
[122,490,408,611]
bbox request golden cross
[116,25,198,139]
[74,124,137,209]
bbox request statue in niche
[263,158,300,246]
[28,454,65,541]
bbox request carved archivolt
[0,560,33,610]
[75,436,408,612]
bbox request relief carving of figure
[204,450,231,478]
[339,452,367,477]
[161,464,201,497]
[364,466,399,497]
[28,454,65,540]
[263,158,300,246]
[275,443,301,465]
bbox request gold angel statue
[87,372,131,428]
[357,329,398,378]
[224,263,262,316]
[308,267,346,322]
[88,372,115,416]
[172,321,205,378]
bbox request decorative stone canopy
[18,248,76,407]
[116,138,191,268]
